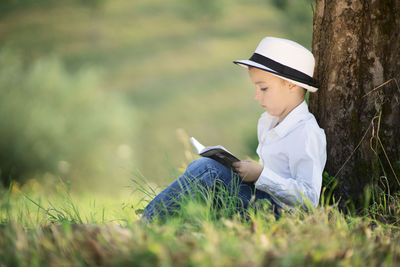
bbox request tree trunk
[311,0,400,207]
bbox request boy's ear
[287,82,305,96]
[287,81,297,90]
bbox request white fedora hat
[233,36,318,92]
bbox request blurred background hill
[0,0,313,193]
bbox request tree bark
[311,0,400,207]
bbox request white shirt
[255,100,327,209]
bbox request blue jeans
[141,158,280,222]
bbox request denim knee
[186,157,218,171]
[185,158,225,185]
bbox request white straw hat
[233,37,318,92]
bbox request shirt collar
[272,100,311,138]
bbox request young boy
[141,37,327,221]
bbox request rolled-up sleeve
[255,127,326,208]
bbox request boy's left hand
[232,160,263,182]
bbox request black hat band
[248,53,318,88]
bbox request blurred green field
[0,0,313,192]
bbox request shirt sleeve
[255,127,326,208]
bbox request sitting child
[141,36,327,222]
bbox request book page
[189,137,205,154]
[189,137,240,168]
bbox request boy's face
[248,67,292,119]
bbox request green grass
[1,177,400,266]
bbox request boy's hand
[232,160,263,182]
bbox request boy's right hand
[232,160,263,183]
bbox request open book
[189,137,240,169]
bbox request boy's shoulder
[287,115,326,143]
